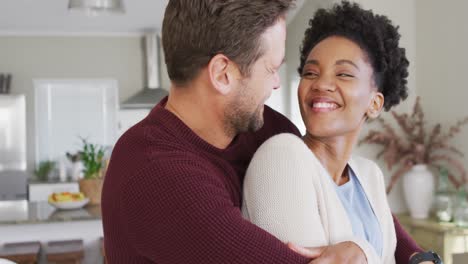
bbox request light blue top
[334,167,383,257]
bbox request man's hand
[288,241,367,264]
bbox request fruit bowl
[48,198,90,210]
[48,192,89,210]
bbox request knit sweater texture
[102,98,421,263]
[242,134,396,263]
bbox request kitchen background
[0,0,468,263]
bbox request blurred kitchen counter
[0,200,101,225]
[0,201,103,263]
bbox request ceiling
[0,0,303,36]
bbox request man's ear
[208,54,239,95]
[366,92,384,119]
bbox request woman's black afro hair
[298,1,409,111]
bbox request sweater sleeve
[393,214,423,263]
[120,157,310,264]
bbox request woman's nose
[313,75,336,92]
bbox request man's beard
[224,83,264,137]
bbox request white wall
[284,0,417,212]
[415,0,468,190]
[0,36,159,171]
[285,0,333,134]
[265,63,288,116]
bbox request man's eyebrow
[269,58,285,70]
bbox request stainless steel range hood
[120,33,168,109]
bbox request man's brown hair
[162,0,295,85]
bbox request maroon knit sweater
[102,98,421,263]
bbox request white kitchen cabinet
[117,109,150,139]
[28,182,79,202]
[34,79,118,166]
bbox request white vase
[402,164,435,219]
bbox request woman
[242,2,439,264]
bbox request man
[102,0,422,263]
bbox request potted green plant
[34,161,55,182]
[78,138,106,205]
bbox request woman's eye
[337,73,354,78]
[302,72,318,78]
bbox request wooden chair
[46,239,84,264]
[0,241,41,264]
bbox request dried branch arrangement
[360,97,468,193]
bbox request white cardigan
[242,133,396,264]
